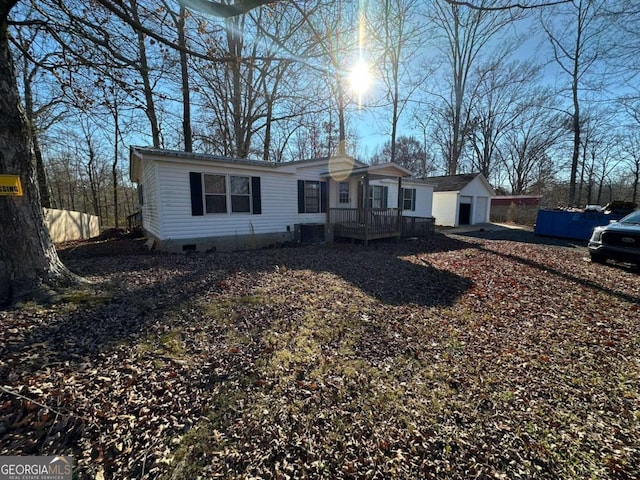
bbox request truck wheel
[590,253,606,264]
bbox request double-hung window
[191,172,261,216]
[369,185,386,209]
[305,181,320,213]
[338,182,350,204]
[204,174,227,213]
[402,188,416,211]
[298,180,327,213]
[230,176,251,213]
[203,174,252,214]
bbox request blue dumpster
[534,209,624,241]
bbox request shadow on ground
[6,234,477,374]
[447,226,585,248]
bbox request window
[298,180,327,213]
[204,174,227,213]
[190,173,261,216]
[230,176,251,213]
[338,182,350,204]
[305,181,320,213]
[402,188,416,211]
[203,174,252,214]
[368,185,386,208]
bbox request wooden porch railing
[329,208,401,241]
[127,210,142,231]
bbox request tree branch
[443,0,572,10]
[179,0,286,18]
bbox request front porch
[320,160,412,244]
[329,207,402,243]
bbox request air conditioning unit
[295,223,325,243]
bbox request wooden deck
[329,208,402,243]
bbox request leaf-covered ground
[1,230,639,479]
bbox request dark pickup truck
[588,210,640,265]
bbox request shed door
[475,196,488,224]
[458,196,472,225]
[458,204,471,225]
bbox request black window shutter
[189,172,203,216]
[251,176,262,214]
[320,181,327,213]
[412,188,417,211]
[298,180,305,213]
[382,186,389,208]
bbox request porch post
[397,176,403,236]
[363,173,369,245]
[325,179,333,243]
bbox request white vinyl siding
[141,159,161,238]
[474,196,489,224]
[154,161,325,240]
[370,180,433,218]
[432,191,460,227]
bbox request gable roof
[426,173,491,192]
[130,146,407,183]
[427,173,480,192]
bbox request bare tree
[371,135,434,177]
[621,134,640,205]
[371,0,426,163]
[499,97,565,194]
[427,0,524,174]
[540,0,611,206]
[468,58,542,181]
[0,0,279,305]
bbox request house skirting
[144,229,295,253]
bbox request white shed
[427,173,495,227]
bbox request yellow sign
[0,175,23,196]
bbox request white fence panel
[44,208,100,243]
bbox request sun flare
[348,59,372,96]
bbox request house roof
[322,162,413,179]
[405,177,436,186]
[427,173,480,192]
[426,173,494,193]
[131,146,280,169]
[130,146,408,183]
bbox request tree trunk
[633,164,639,206]
[226,16,245,157]
[178,5,192,152]
[337,83,346,155]
[130,0,161,147]
[113,102,119,228]
[0,12,78,304]
[22,58,51,208]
